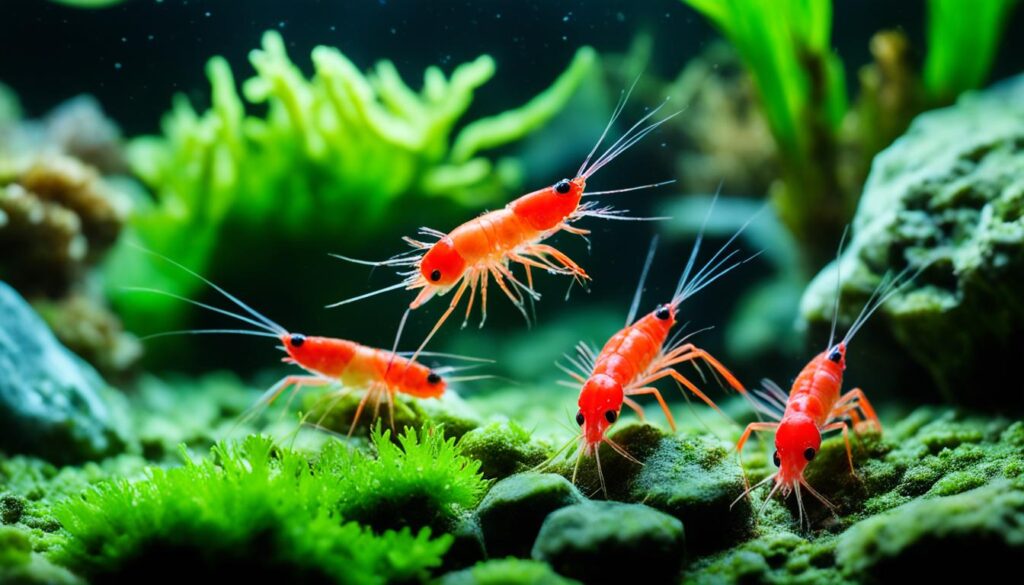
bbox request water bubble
[114,63,122,70]
[389,27,396,35]
[616,12,625,22]
[204,11,211,17]
[278,20,286,29]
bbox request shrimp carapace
[128,248,488,435]
[555,200,759,496]
[733,236,928,528]
[330,85,680,361]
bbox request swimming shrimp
[129,250,486,434]
[330,87,678,359]
[733,238,926,528]
[553,205,757,496]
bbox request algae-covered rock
[835,481,1024,581]
[802,73,1024,408]
[458,421,551,481]
[306,390,482,441]
[0,282,128,463]
[631,434,753,551]
[552,421,666,500]
[440,515,486,573]
[532,501,685,584]
[438,558,580,585]
[0,526,82,585]
[476,473,584,558]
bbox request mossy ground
[1,375,1020,584]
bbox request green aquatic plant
[53,435,452,583]
[324,424,488,532]
[923,0,1018,103]
[106,30,595,330]
[682,0,848,269]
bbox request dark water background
[3,0,1023,394]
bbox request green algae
[438,558,580,585]
[52,434,459,583]
[458,421,550,481]
[476,473,583,558]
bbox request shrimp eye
[430,269,442,282]
[655,305,671,320]
[828,349,842,363]
[427,371,441,385]
[575,411,585,426]
[554,179,571,194]
[290,334,306,347]
[804,448,816,461]
[605,410,618,424]
[772,451,780,466]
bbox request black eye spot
[427,371,441,385]
[290,334,306,347]
[804,448,816,461]
[554,179,571,194]
[828,349,842,363]
[605,410,618,424]
[430,269,442,282]
[773,451,780,466]
[576,411,585,426]
[655,305,671,320]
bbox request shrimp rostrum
[331,89,679,356]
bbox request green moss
[438,558,580,585]
[458,421,552,480]
[322,424,488,532]
[304,391,482,442]
[632,433,753,551]
[52,435,453,583]
[0,525,81,585]
[836,481,1024,580]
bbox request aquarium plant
[681,0,1015,270]
[106,30,595,331]
[53,428,484,582]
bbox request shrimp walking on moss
[732,233,927,528]
[549,201,757,497]
[127,248,487,434]
[329,86,678,361]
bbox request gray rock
[802,74,1024,408]
[476,472,583,559]
[532,501,685,584]
[0,281,127,462]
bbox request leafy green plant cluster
[681,0,1015,269]
[52,427,486,583]
[106,30,594,330]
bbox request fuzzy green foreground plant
[106,30,594,331]
[51,428,487,583]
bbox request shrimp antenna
[827,225,850,350]
[127,244,288,335]
[141,329,281,341]
[325,281,410,308]
[841,260,928,346]
[671,192,764,306]
[582,179,676,198]
[576,75,638,177]
[121,287,283,336]
[626,235,660,326]
[582,100,681,180]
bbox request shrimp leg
[736,422,779,452]
[633,368,729,419]
[657,344,747,394]
[624,386,677,431]
[821,421,857,476]
[836,388,881,431]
